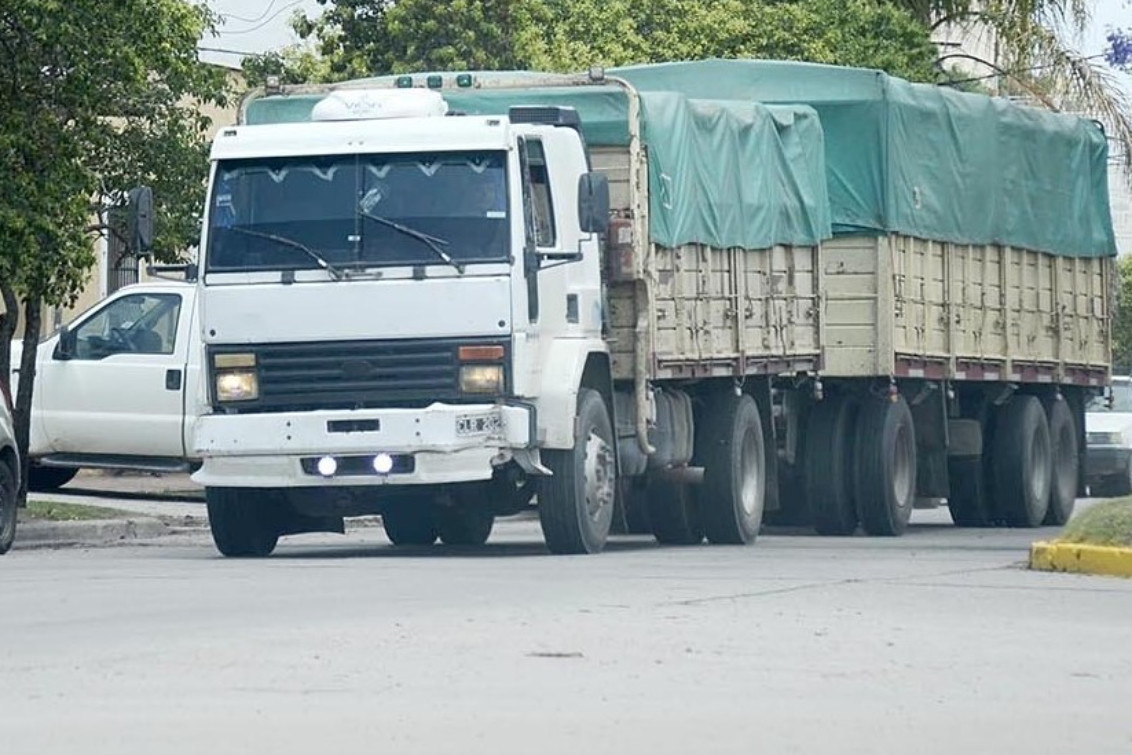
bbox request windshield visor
[206,151,509,273]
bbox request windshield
[1088,381,1132,412]
[205,150,509,273]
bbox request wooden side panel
[820,236,883,376]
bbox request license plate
[456,413,502,437]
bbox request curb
[14,517,171,550]
[1029,541,1132,578]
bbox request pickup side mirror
[578,172,610,234]
[54,325,75,361]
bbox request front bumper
[191,402,532,488]
[1085,445,1132,480]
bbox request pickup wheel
[805,395,859,536]
[27,466,78,492]
[854,394,917,537]
[382,502,438,546]
[538,388,617,555]
[205,487,279,558]
[0,460,17,555]
[993,395,1052,528]
[646,476,704,545]
[1042,397,1078,526]
[696,393,766,545]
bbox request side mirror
[578,172,610,234]
[54,326,75,361]
[127,185,154,254]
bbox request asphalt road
[2,504,1131,755]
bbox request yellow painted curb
[1030,541,1132,578]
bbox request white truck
[186,61,1114,557]
[14,281,203,490]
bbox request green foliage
[1113,256,1132,371]
[242,46,334,87]
[271,0,938,83]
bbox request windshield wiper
[224,226,345,280]
[357,209,465,275]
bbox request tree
[264,0,939,83]
[0,0,227,503]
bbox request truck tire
[435,505,494,546]
[646,476,704,545]
[205,487,279,558]
[538,388,617,555]
[804,395,859,536]
[382,502,438,546]
[696,393,765,545]
[1042,398,1078,526]
[0,460,17,555]
[854,394,917,537]
[993,395,1052,528]
[27,466,78,492]
[947,455,995,527]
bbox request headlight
[216,370,259,402]
[460,364,504,394]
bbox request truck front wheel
[539,388,617,554]
[435,500,494,546]
[205,487,280,558]
[382,502,438,546]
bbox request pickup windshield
[205,150,509,273]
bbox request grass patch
[21,500,138,522]
[1060,499,1132,548]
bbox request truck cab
[193,88,616,555]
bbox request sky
[198,0,1131,78]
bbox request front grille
[211,338,508,413]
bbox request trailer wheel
[539,388,617,554]
[1042,398,1078,526]
[804,395,859,536]
[206,487,279,557]
[435,504,494,546]
[0,460,17,555]
[696,393,765,545]
[646,476,704,545]
[947,455,995,527]
[27,466,78,492]
[854,394,917,537]
[382,502,438,546]
[992,395,1052,528]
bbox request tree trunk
[0,281,18,400]
[14,297,42,505]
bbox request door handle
[165,369,183,391]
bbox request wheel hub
[583,432,616,523]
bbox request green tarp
[614,60,1116,258]
[242,59,1117,258]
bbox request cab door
[36,290,192,459]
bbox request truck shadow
[271,536,661,560]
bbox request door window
[70,294,182,360]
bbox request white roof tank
[311,88,450,122]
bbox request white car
[0,384,21,554]
[1085,376,1132,496]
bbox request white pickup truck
[12,281,203,490]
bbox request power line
[218,0,279,24]
[220,0,303,36]
[198,45,260,57]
